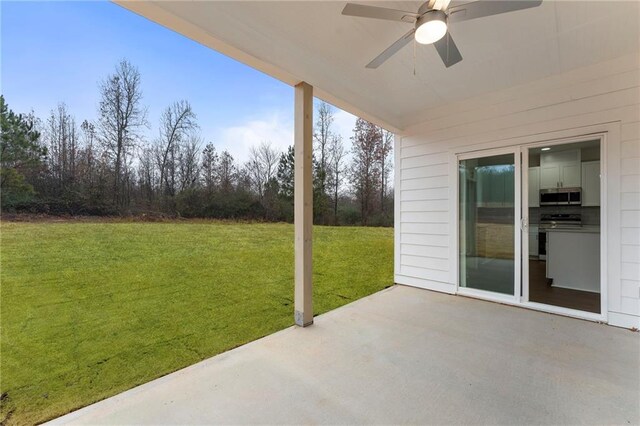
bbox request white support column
[294,81,313,327]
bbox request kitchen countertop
[543,226,600,233]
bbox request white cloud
[332,108,357,144]
[216,113,293,163]
[214,107,357,165]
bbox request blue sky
[1,1,356,162]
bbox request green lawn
[0,221,393,425]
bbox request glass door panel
[459,153,516,295]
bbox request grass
[0,220,393,425]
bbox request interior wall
[394,53,640,328]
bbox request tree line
[1,60,394,226]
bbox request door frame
[451,132,608,323]
[455,146,522,304]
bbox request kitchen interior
[527,140,601,313]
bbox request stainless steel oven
[539,187,582,206]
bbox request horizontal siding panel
[401,175,448,190]
[401,187,448,201]
[621,245,640,263]
[621,175,640,192]
[620,297,640,315]
[621,140,640,158]
[621,228,640,245]
[402,152,449,169]
[401,223,450,235]
[401,211,449,224]
[621,192,640,210]
[401,200,449,212]
[621,280,640,298]
[401,254,448,271]
[401,163,448,180]
[400,265,450,283]
[621,157,640,175]
[401,233,449,247]
[621,121,640,141]
[621,211,640,227]
[395,275,456,293]
[621,262,640,281]
[401,244,449,259]
[401,141,446,158]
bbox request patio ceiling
[116,1,640,131]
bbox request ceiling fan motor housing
[416,9,448,28]
[415,9,448,44]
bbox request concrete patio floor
[50,285,639,425]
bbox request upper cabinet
[539,163,560,190]
[539,149,581,189]
[581,161,601,206]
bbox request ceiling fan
[342,0,543,69]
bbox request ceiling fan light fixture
[415,10,447,44]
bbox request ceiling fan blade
[433,32,463,67]
[342,3,419,23]
[366,29,416,69]
[448,0,543,23]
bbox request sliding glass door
[459,149,520,297]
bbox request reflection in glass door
[459,153,517,296]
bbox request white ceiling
[117,1,640,130]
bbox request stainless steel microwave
[539,188,582,206]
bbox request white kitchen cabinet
[582,161,601,206]
[539,149,581,189]
[560,162,581,187]
[528,166,540,207]
[539,164,560,189]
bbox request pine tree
[0,95,47,208]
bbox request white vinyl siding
[394,53,640,328]
[396,149,450,286]
[619,117,640,320]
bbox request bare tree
[79,119,111,204]
[245,141,279,201]
[97,59,148,207]
[313,101,334,221]
[137,143,157,204]
[156,100,197,197]
[45,103,79,194]
[350,118,381,225]
[378,129,393,212]
[79,120,96,189]
[328,134,346,224]
[314,102,334,187]
[178,133,201,192]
